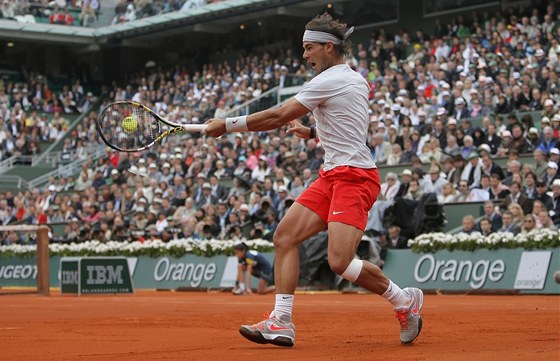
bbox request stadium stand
[2,0,227,27]
[0,1,559,246]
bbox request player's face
[303,42,328,73]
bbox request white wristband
[225,116,249,133]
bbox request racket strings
[97,102,161,152]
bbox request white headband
[302,26,354,44]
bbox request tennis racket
[96,101,207,152]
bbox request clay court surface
[0,291,558,361]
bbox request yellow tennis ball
[122,116,138,133]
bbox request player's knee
[272,230,291,251]
[328,256,348,275]
[330,258,363,282]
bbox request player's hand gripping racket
[96,101,207,152]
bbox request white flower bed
[0,239,274,258]
[408,229,560,252]
[2,229,558,257]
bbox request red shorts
[296,166,381,231]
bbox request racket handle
[181,124,207,132]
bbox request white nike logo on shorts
[332,211,345,215]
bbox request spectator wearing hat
[159,163,174,184]
[544,161,559,189]
[233,156,250,177]
[527,127,541,149]
[497,130,513,157]
[540,116,551,129]
[378,172,400,202]
[453,97,470,121]
[196,182,219,208]
[132,207,148,230]
[274,186,291,219]
[279,151,297,172]
[237,203,252,224]
[542,99,555,118]
[395,169,413,198]
[415,110,429,135]
[146,163,162,181]
[478,143,492,157]
[420,164,446,196]
[446,116,458,133]
[461,152,482,189]
[550,147,560,165]
[109,168,125,186]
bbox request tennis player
[204,13,423,348]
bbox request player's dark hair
[234,242,249,252]
[305,13,351,57]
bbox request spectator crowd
[0,71,98,160]
[0,0,228,27]
[1,3,560,246]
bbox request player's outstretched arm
[204,98,310,137]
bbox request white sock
[274,294,294,323]
[239,283,246,290]
[381,280,411,309]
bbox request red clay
[0,291,558,361]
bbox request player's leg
[239,184,328,347]
[272,202,327,295]
[327,167,423,344]
[327,221,423,344]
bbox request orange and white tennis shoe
[239,312,295,347]
[394,287,424,344]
